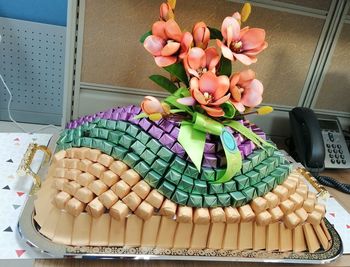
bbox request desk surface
[34,169,350,267]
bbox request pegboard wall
[0,17,66,125]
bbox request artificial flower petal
[231,101,246,113]
[141,96,164,114]
[154,56,177,67]
[160,3,174,21]
[201,105,225,117]
[165,19,183,42]
[198,71,217,94]
[190,76,199,91]
[230,85,242,102]
[187,47,206,70]
[241,89,262,107]
[210,93,231,106]
[221,16,240,41]
[191,88,207,105]
[193,21,210,49]
[179,31,193,59]
[177,96,196,106]
[247,78,264,95]
[161,41,181,56]
[238,69,255,82]
[143,35,165,56]
[241,28,266,50]
[152,21,167,40]
[205,47,220,70]
[217,40,234,61]
[232,52,255,65]
[214,75,230,99]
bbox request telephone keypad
[327,141,347,165]
[321,119,350,169]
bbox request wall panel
[315,23,350,113]
[81,0,324,107]
[276,0,331,10]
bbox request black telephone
[289,107,350,194]
[289,107,326,174]
[289,107,350,174]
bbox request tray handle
[17,143,51,195]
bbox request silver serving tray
[17,147,343,264]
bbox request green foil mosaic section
[57,118,292,208]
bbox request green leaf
[178,123,206,171]
[140,30,152,43]
[218,56,232,76]
[208,26,223,40]
[221,102,236,119]
[133,112,148,120]
[164,62,189,87]
[164,94,193,115]
[174,87,190,97]
[149,75,178,94]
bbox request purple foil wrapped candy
[124,105,133,113]
[170,127,180,139]
[131,106,142,114]
[234,133,243,146]
[139,118,152,131]
[159,120,174,133]
[204,142,216,154]
[239,141,253,157]
[149,125,163,139]
[159,133,176,148]
[171,142,186,158]
[119,112,128,120]
[247,140,256,150]
[111,111,120,120]
[202,153,217,168]
[102,110,112,119]
[127,113,139,125]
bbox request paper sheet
[0,133,52,259]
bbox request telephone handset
[289,107,326,174]
[289,107,350,194]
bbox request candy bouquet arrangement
[28,1,334,256]
[138,1,273,182]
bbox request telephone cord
[315,175,350,194]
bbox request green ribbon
[224,120,276,150]
[178,112,275,184]
[178,113,242,184]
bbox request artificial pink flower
[217,16,267,65]
[159,3,174,21]
[179,31,193,59]
[183,47,220,78]
[229,69,263,112]
[141,96,165,114]
[193,22,210,49]
[144,19,190,67]
[178,72,230,117]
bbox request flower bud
[193,22,210,49]
[141,96,164,115]
[160,3,174,21]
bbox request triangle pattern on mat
[6,159,14,163]
[2,185,10,190]
[13,204,21,210]
[3,226,13,232]
[17,192,25,197]
[15,250,25,257]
